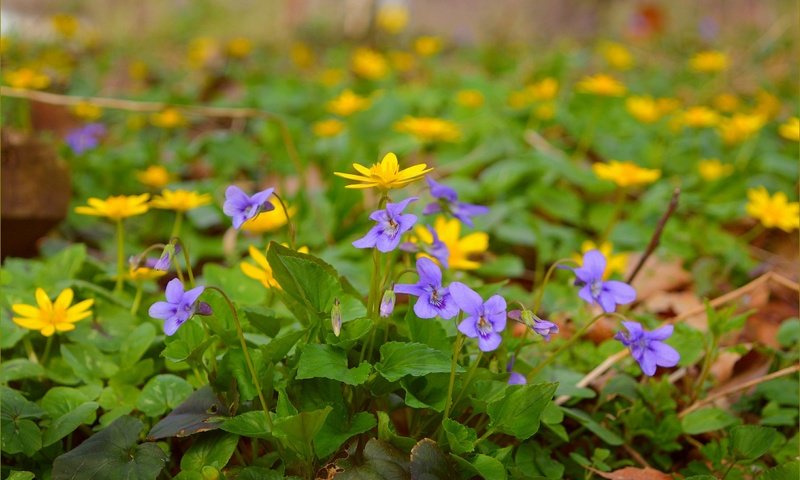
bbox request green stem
[531,258,578,312]
[130,283,143,315]
[599,188,627,244]
[170,211,184,239]
[475,427,496,445]
[442,333,465,420]
[22,337,38,363]
[114,219,125,293]
[692,334,718,402]
[207,286,273,429]
[40,336,54,366]
[450,350,482,414]
[172,238,195,286]
[270,192,296,250]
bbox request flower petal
[457,316,479,337]
[165,278,184,303]
[477,331,503,352]
[645,324,673,341]
[54,289,74,310]
[604,280,636,305]
[35,288,52,310]
[449,282,483,316]
[650,342,680,367]
[182,286,206,306]
[12,304,40,318]
[416,257,442,285]
[12,316,47,330]
[414,297,440,319]
[149,301,176,320]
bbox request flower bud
[331,298,342,337]
[379,289,396,317]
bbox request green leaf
[442,418,476,455]
[777,318,800,347]
[261,328,306,363]
[375,342,460,382]
[136,374,193,417]
[41,387,91,418]
[242,306,281,337]
[315,412,377,458]
[60,343,119,382]
[296,344,371,386]
[681,408,739,435]
[236,467,283,480]
[409,439,455,479]
[7,472,35,480]
[220,411,273,440]
[148,386,229,440]
[202,263,266,305]
[43,402,99,446]
[401,374,449,411]
[0,359,44,383]
[376,411,415,451]
[471,454,507,480]
[487,382,557,440]
[335,438,409,479]
[52,416,166,480]
[120,323,156,368]
[762,461,800,480]
[272,406,333,460]
[180,431,240,471]
[561,407,623,446]
[1,387,45,455]
[730,425,779,461]
[218,347,264,401]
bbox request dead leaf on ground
[629,255,692,301]
[591,466,672,479]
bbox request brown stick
[626,187,681,284]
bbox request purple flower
[399,225,449,268]
[65,123,106,155]
[571,250,636,313]
[380,290,396,317]
[508,309,559,342]
[450,282,507,352]
[353,197,417,253]
[423,177,489,227]
[148,278,208,335]
[394,258,459,319]
[614,321,680,376]
[507,355,527,385]
[223,185,275,229]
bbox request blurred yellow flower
[414,36,443,57]
[136,165,172,189]
[4,68,50,90]
[394,116,461,143]
[456,89,484,108]
[334,152,432,190]
[593,160,660,188]
[12,288,94,337]
[51,14,79,38]
[697,158,733,181]
[319,68,344,86]
[313,119,345,137]
[241,244,309,289]
[753,90,781,119]
[291,42,315,69]
[576,74,626,96]
[71,101,102,121]
[573,241,628,279]
[656,97,680,115]
[226,37,253,58]
[242,200,294,233]
[626,96,661,123]
[418,216,488,270]
[187,37,219,68]
[351,48,389,80]
[779,117,800,141]
[681,106,719,128]
[689,50,728,73]
[746,187,799,232]
[713,93,740,113]
[529,77,559,101]
[376,4,409,34]
[128,266,166,282]
[327,90,371,116]
[599,42,634,70]
[76,194,150,221]
[389,50,416,72]
[128,60,149,82]
[151,108,187,129]
[717,113,765,145]
[150,190,212,212]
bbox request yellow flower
[319,68,344,87]
[528,78,559,101]
[150,190,212,212]
[128,266,166,281]
[394,116,461,143]
[51,14,79,38]
[576,74,626,96]
[389,50,416,72]
[241,200,294,233]
[151,108,187,129]
[291,42,315,69]
[334,152,432,190]
[753,90,780,119]
[414,36,443,57]
[327,90,371,116]
[746,187,800,232]
[12,288,94,337]
[593,160,660,188]
[599,42,634,70]
[626,96,661,123]
[698,158,734,181]
[241,245,309,289]
[226,37,253,58]
[4,68,50,90]
[417,216,488,270]
[779,117,800,141]
[376,4,409,34]
[689,50,728,73]
[75,194,150,221]
[717,113,765,145]
[136,165,172,189]
[351,48,389,80]
[713,93,740,113]
[71,101,102,121]
[188,37,219,68]
[681,106,719,128]
[313,119,345,137]
[572,241,628,279]
[456,89,484,108]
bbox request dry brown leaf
[629,255,692,301]
[593,466,672,480]
[709,351,744,384]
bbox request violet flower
[223,185,275,229]
[380,290,396,317]
[423,176,489,227]
[508,309,559,342]
[353,197,417,253]
[450,282,507,352]
[615,321,680,376]
[65,123,106,155]
[148,278,210,335]
[399,225,449,268]
[507,355,527,385]
[394,257,458,319]
[571,250,636,313]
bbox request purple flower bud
[196,302,213,316]
[506,355,527,385]
[331,298,342,337]
[380,290,396,317]
[424,176,489,227]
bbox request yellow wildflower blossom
[389,50,416,72]
[136,165,172,189]
[417,216,488,270]
[71,101,102,121]
[334,152,432,190]
[327,90,371,116]
[689,50,728,73]
[12,288,94,337]
[593,160,660,188]
[698,159,734,181]
[319,68,344,87]
[291,42,315,69]
[572,241,628,279]
[129,60,149,82]
[656,97,680,115]
[746,187,800,232]
[576,74,626,96]
[51,14,79,38]
[226,37,253,58]
[414,36,443,57]
[351,48,389,80]
[717,113,765,145]
[681,106,719,128]
[456,89,485,108]
[4,68,50,90]
[599,41,634,70]
[529,78,559,101]
[753,90,781,119]
[241,245,309,289]
[779,117,800,141]
[151,108,187,129]
[394,116,461,143]
[150,190,212,212]
[188,37,218,68]
[626,96,661,123]
[242,200,295,233]
[376,4,409,34]
[313,119,345,137]
[535,103,555,120]
[75,194,150,221]
[128,266,166,281]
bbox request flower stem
[130,282,143,315]
[207,286,273,429]
[450,350,482,415]
[271,192,296,250]
[170,211,184,239]
[40,336,54,366]
[442,333,465,420]
[531,258,578,312]
[172,238,195,287]
[114,219,125,293]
